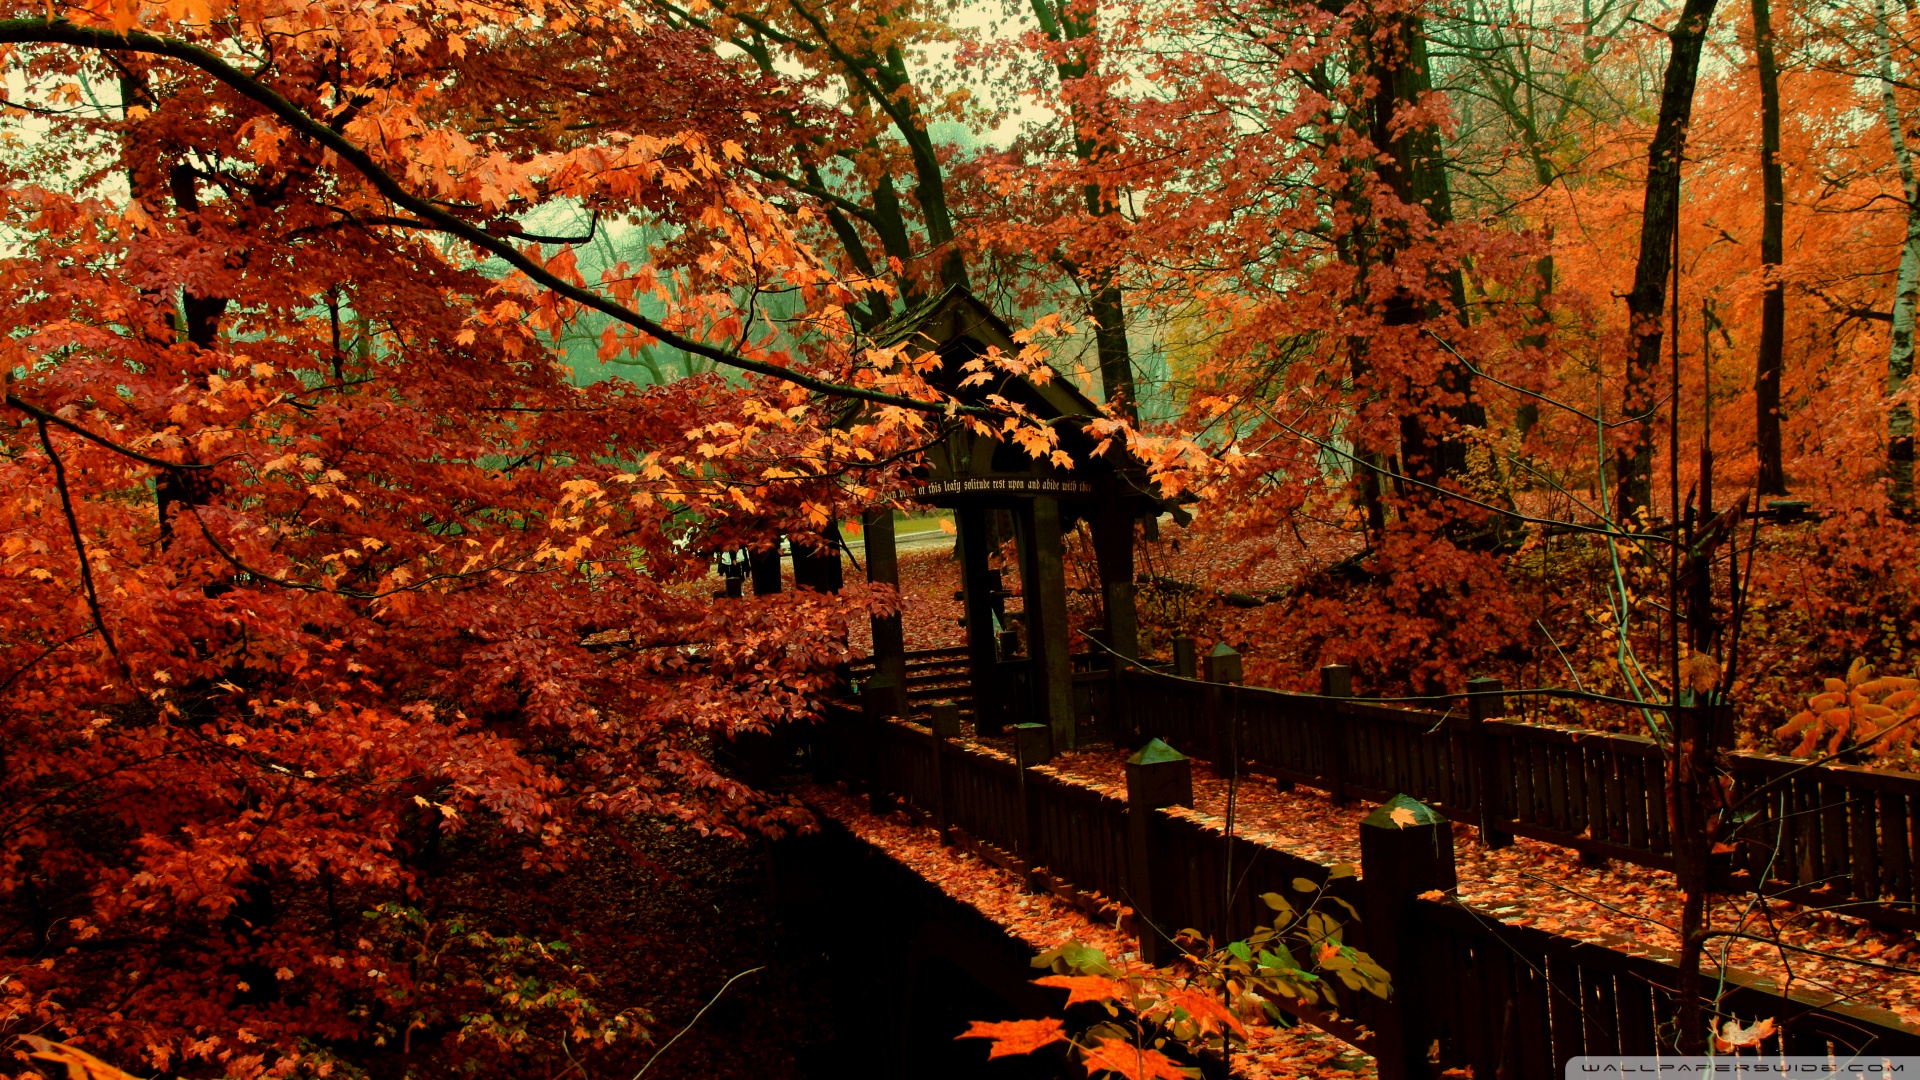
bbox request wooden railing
[812,703,1920,1075]
[1111,665,1920,931]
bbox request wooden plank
[1623,752,1648,852]
[1794,775,1819,887]
[1456,932,1493,1071]
[1514,954,1555,1078]
[1603,744,1627,845]
[1883,792,1911,906]
[1652,987,1678,1052]
[1581,743,1605,838]
[1646,754,1671,854]
[1853,790,1880,901]
[1615,973,1657,1054]
[1823,777,1850,886]
[1488,736,1514,826]
[1913,792,1920,906]
[1512,734,1543,818]
[1912,792,1920,907]
[1541,741,1562,832]
[1582,967,1618,1054]
[1546,742,1570,834]
[1480,944,1521,1080]
[1548,952,1584,1061]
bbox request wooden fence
[813,702,1920,1077]
[1107,664,1920,932]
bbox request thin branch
[0,20,974,420]
[630,966,764,1079]
[35,420,124,674]
[0,630,90,697]
[190,508,545,599]
[1251,403,1674,547]
[8,393,211,470]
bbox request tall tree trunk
[1031,0,1137,416]
[1752,0,1788,496]
[1368,7,1485,487]
[1613,0,1721,522]
[1878,0,1919,509]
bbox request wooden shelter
[861,287,1157,757]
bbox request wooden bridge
[729,288,1920,1074]
[812,645,1920,1077]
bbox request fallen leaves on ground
[1030,753,1920,1026]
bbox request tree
[1614,0,1720,521]
[1751,0,1788,496]
[1875,0,1920,508]
[0,4,969,1073]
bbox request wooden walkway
[816,648,1920,1075]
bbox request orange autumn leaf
[1080,1035,1193,1080]
[1163,988,1246,1039]
[955,1017,1068,1058]
[1036,973,1129,1005]
[18,1036,142,1080]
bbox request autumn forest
[3,0,1920,1074]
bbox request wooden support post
[1090,499,1139,662]
[750,540,782,596]
[1023,496,1076,752]
[1465,676,1514,849]
[958,507,1003,734]
[1360,794,1457,1080]
[1204,643,1243,778]
[1126,738,1192,965]
[792,521,844,593]
[863,506,907,720]
[1320,664,1352,806]
[1014,720,1052,768]
[1172,635,1197,679]
[1013,722,1051,879]
[861,677,897,814]
[930,701,960,843]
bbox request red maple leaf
[1163,988,1246,1039]
[955,1018,1068,1058]
[1080,1036,1193,1080]
[1036,974,1128,1006]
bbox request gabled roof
[869,285,1109,425]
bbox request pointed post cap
[1128,737,1187,765]
[1360,793,1457,894]
[1204,643,1243,684]
[1362,793,1448,829]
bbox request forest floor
[433,819,841,1080]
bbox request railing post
[1126,738,1192,966]
[1204,643,1243,777]
[1464,676,1514,849]
[1360,794,1457,1080]
[863,505,908,720]
[862,675,898,814]
[930,701,960,843]
[1172,635,1197,679]
[1013,723,1051,884]
[1319,664,1352,806]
